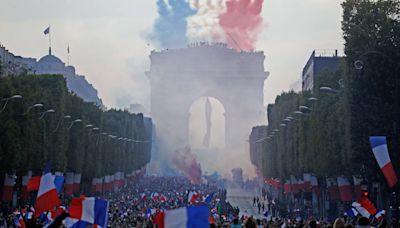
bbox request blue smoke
[150,0,197,49]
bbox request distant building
[249,125,268,170]
[35,53,103,106]
[231,168,243,186]
[128,103,149,116]
[0,43,102,106]
[0,44,36,76]
[302,50,342,91]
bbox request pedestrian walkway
[226,188,265,219]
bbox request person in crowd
[356,217,370,228]
[333,218,345,228]
[231,218,241,228]
[245,216,256,228]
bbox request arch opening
[188,96,226,149]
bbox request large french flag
[337,176,352,202]
[155,204,209,228]
[369,136,398,187]
[2,174,15,201]
[69,197,109,228]
[34,172,61,217]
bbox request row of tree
[251,0,400,187]
[0,74,152,182]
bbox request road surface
[226,187,267,219]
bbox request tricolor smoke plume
[187,0,226,42]
[150,0,197,49]
[219,0,264,51]
[172,146,202,184]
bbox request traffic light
[362,190,369,197]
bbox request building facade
[0,44,102,106]
[302,50,342,91]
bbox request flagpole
[49,25,51,55]
[67,44,70,66]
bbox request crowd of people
[0,175,395,227]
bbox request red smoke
[172,146,202,184]
[219,0,264,51]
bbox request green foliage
[0,74,151,181]
[251,66,349,181]
[252,0,400,185]
[342,0,400,178]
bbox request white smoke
[187,0,226,42]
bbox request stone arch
[147,44,268,170]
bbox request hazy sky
[0,0,344,110]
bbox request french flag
[73,173,81,194]
[27,175,64,193]
[369,136,398,187]
[303,173,312,192]
[95,178,103,193]
[110,175,115,191]
[337,176,352,202]
[103,175,111,192]
[326,177,340,201]
[283,180,291,194]
[151,192,159,201]
[2,174,15,201]
[375,210,386,220]
[290,176,299,194]
[345,207,359,218]
[69,197,109,228]
[141,192,147,200]
[34,172,61,217]
[352,197,377,218]
[65,172,74,196]
[204,192,214,204]
[155,204,209,228]
[21,175,31,201]
[353,176,363,200]
[13,212,26,228]
[311,175,320,195]
[91,178,97,195]
[187,191,200,204]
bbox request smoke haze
[219,0,264,51]
[149,0,197,49]
[187,0,226,42]
[172,146,203,184]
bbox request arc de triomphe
[147,44,268,162]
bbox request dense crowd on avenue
[0,175,395,227]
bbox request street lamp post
[53,115,71,132]
[0,95,22,113]
[38,109,55,119]
[320,86,340,94]
[68,119,82,130]
[23,103,44,115]
[39,109,55,155]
